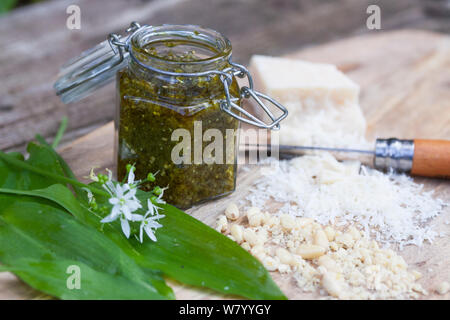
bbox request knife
[242,138,450,179]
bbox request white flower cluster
[88,168,165,242]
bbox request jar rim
[129,24,232,67]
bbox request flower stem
[52,116,68,149]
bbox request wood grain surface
[1,0,449,153]
[1,30,449,300]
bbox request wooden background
[0,0,449,300]
[0,29,448,300]
[0,0,449,152]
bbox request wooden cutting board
[1,30,449,300]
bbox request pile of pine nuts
[217,203,429,299]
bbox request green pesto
[116,41,240,208]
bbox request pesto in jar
[116,26,241,208]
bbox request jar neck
[128,25,232,77]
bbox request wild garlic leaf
[0,194,174,300]
[0,143,65,191]
[80,181,285,299]
[0,184,91,222]
[0,138,286,300]
[132,197,287,300]
[0,184,144,263]
[3,178,286,299]
[86,185,286,300]
[35,134,85,197]
[1,258,166,300]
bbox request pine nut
[276,247,293,265]
[314,229,329,249]
[215,215,227,232]
[251,245,265,256]
[324,226,336,241]
[246,207,261,218]
[257,229,268,244]
[261,212,271,224]
[266,216,279,227]
[248,213,263,227]
[262,256,279,271]
[241,242,251,251]
[280,214,295,230]
[225,203,240,220]
[243,228,262,246]
[317,255,341,273]
[230,224,243,243]
[322,272,343,298]
[278,264,291,273]
[254,252,266,262]
[295,244,325,259]
[436,281,450,295]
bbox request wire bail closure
[56,22,288,130]
[220,61,288,130]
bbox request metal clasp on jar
[56,21,288,129]
[113,22,288,130]
[220,60,288,130]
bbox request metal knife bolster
[374,138,415,172]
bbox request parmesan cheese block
[248,55,367,148]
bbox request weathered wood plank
[0,0,444,152]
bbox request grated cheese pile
[269,103,370,151]
[243,153,446,249]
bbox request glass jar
[54,22,288,208]
[116,25,241,208]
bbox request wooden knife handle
[411,139,450,178]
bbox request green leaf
[93,187,286,300]
[0,139,286,299]
[35,134,85,197]
[134,199,286,300]
[0,0,17,14]
[0,195,174,300]
[1,258,168,300]
[0,142,66,190]
[0,184,91,222]
[0,184,143,263]
[51,116,68,149]
[0,182,285,299]
[0,146,106,197]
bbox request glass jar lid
[54,22,288,130]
